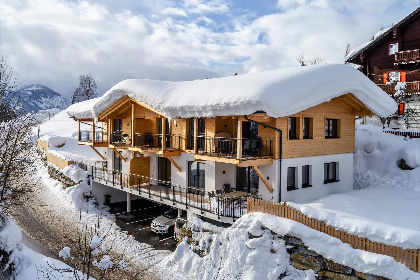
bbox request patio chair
[223,184,231,194]
[216,189,223,195]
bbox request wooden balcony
[194,136,273,167]
[377,82,420,97]
[395,49,420,65]
[130,133,182,155]
[78,130,108,147]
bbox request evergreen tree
[72,74,98,104]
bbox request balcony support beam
[166,155,182,172]
[252,166,273,193]
[90,146,105,160]
[237,119,242,160]
[112,148,126,162]
[131,102,135,148]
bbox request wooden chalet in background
[346,7,420,98]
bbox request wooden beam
[166,156,182,172]
[90,146,105,160]
[92,119,95,145]
[237,119,242,159]
[193,118,198,153]
[108,118,112,144]
[131,102,135,148]
[112,148,126,162]
[161,117,166,151]
[252,166,273,193]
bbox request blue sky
[1,0,418,100]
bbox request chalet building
[346,7,420,128]
[67,64,395,223]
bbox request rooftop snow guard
[67,64,397,120]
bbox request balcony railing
[91,166,248,219]
[133,133,181,150]
[377,82,420,96]
[79,131,108,143]
[111,131,129,146]
[196,136,272,159]
[395,49,420,64]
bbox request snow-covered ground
[38,110,102,164]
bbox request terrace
[394,49,420,65]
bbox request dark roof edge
[346,7,420,63]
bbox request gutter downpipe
[244,115,282,202]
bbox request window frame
[325,118,339,139]
[303,117,313,139]
[302,165,312,188]
[324,162,339,184]
[287,167,298,191]
[389,43,399,55]
[288,117,299,140]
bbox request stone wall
[177,224,390,280]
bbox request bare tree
[295,54,327,66]
[0,56,38,279]
[72,74,98,104]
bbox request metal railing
[395,49,420,63]
[79,131,108,142]
[196,136,272,158]
[91,166,247,220]
[133,133,181,150]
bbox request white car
[151,208,178,235]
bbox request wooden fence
[247,198,419,272]
[383,130,420,138]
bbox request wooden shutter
[398,103,405,115]
[400,71,406,82]
[383,73,389,83]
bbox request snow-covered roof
[66,64,396,120]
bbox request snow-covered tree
[296,53,327,66]
[72,74,98,104]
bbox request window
[197,118,206,151]
[325,119,339,138]
[389,43,398,55]
[303,117,313,139]
[158,157,171,187]
[113,119,122,132]
[388,72,400,83]
[188,161,205,194]
[113,151,122,172]
[324,162,339,184]
[187,118,194,150]
[302,165,311,188]
[287,167,297,191]
[288,117,298,140]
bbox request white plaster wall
[256,162,279,202]
[280,153,353,204]
[214,162,236,192]
[204,161,216,192]
[170,152,194,187]
[91,181,141,204]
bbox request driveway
[109,199,178,251]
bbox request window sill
[324,180,340,184]
[287,187,299,191]
[302,185,312,188]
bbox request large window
[303,117,313,139]
[113,119,122,132]
[187,118,194,150]
[389,43,398,55]
[113,151,122,172]
[188,161,205,193]
[158,157,171,187]
[302,165,311,188]
[236,166,259,194]
[288,117,298,140]
[287,167,297,191]
[324,162,338,184]
[325,119,339,138]
[197,118,206,151]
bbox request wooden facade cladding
[74,92,370,164]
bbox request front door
[158,157,171,187]
[236,166,259,194]
[188,161,205,194]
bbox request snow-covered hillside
[16,83,68,114]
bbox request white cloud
[0,0,418,100]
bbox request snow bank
[0,216,24,276]
[398,147,420,169]
[67,64,396,120]
[62,164,88,183]
[160,213,419,280]
[39,135,66,147]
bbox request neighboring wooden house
[346,7,420,95]
[67,64,395,223]
[346,8,420,128]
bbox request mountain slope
[16,83,68,114]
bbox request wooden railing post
[237,119,242,159]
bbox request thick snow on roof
[66,97,101,119]
[67,64,396,119]
[346,27,392,61]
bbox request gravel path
[8,159,164,280]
